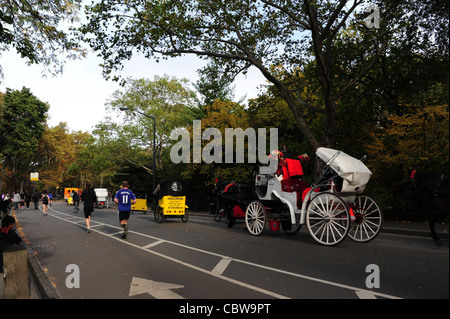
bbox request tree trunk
[256,61,322,151]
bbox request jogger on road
[81,182,97,233]
[114,181,136,239]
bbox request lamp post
[119,107,156,208]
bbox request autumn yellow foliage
[366,104,449,174]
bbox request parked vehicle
[94,188,110,208]
[64,187,82,205]
[131,189,148,214]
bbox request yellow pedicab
[153,179,188,223]
[131,189,148,214]
[65,188,81,205]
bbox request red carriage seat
[280,159,307,208]
[282,158,304,179]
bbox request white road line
[63,216,82,220]
[110,231,125,236]
[45,206,402,299]
[143,240,165,249]
[211,257,232,275]
[355,290,378,299]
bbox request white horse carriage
[246,147,383,246]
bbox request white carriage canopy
[316,147,372,193]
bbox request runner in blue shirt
[114,181,136,239]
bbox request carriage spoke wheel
[306,193,350,246]
[154,207,163,223]
[181,209,189,223]
[348,195,382,242]
[245,201,266,236]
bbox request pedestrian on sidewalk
[12,191,20,213]
[20,193,24,209]
[0,215,22,273]
[41,191,50,216]
[33,192,39,210]
[81,182,97,233]
[25,192,31,209]
[114,181,136,239]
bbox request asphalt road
[13,201,449,301]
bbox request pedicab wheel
[154,207,163,223]
[348,195,383,243]
[245,201,266,236]
[306,192,350,246]
[181,208,189,223]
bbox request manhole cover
[31,243,55,253]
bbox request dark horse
[407,170,449,246]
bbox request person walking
[33,192,39,210]
[25,192,31,209]
[12,191,20,213]
[20,193,24,209]
[41,191,49,216]
[80,182,97,233]
[114,181,136,239]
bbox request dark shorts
[119,211,131,221]
[84,206,94,218]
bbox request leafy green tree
[31,122,94,191]
[247,84,317,180]
[0,0,85,81]
[364,103,449,219]
[105,75,201,172]
[32,122,77,191]
[195,59,237,107]
[80,0,440,150]
[183,99,255,185]
[0,87,48,192]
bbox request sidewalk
[8,210,449,299]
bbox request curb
[26,245,61,299]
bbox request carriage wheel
[348,195,383,242]
[245,201,266,236]
[181,208,189,223]
[154,207,163,223]
[306,193,350,246]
